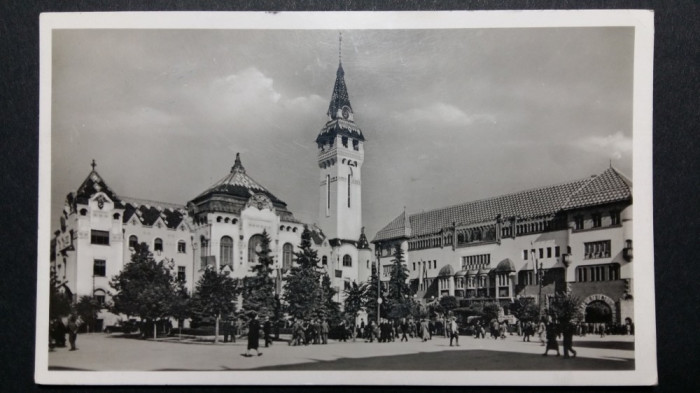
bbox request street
[48,333,634,371]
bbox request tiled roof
[562,167,632,210]
[373,209,412,242]
[122,197,188,230]
[71,170,124,209]
[327,62,353,120]
[191,153,287,206]
[373,168,632,241]
[315,119,365,145]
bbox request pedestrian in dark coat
[245,314,262,356]
[420,319,430,342]
[263,317,273,347]
[562,321,577,358]
[542,317,560,356]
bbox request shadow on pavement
[245,349,635,371]
[48,366,94,371]
[573,340,634,351]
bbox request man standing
[400,319,409,342]
[321,319,329,344]
[562,321,577,359]
[67,314,80,351]
[245,313,262,357]
[263,316,273,348]
[449,317,460,347]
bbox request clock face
[341,106,351,119]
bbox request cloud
[392,102,496,129]
[575,131,632,159]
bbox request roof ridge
[408,175,593,219]
[121,196,186,210]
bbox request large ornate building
[372,167,634,325]
[50,50,371,329]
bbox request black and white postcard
[36,10,656,385]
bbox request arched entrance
[580,294,617,324]
[585,300,612,323]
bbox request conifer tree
[282,226,322,320]
[242,230,276,317]
[343,281,367,322]
[384,244,413,318]
[320,273,341,322]
[190,267,239,343]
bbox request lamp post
[537,262,544,317]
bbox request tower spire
[327,33,353,120]
[339,32,342,65]
[91,159,96,171]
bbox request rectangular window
[413,262,416,271]
[523,250,528,260]
[93,259,106,277]
[574,216,584,230]
[335,269,342,278]
[462,254,491,269]
[326,175,331,216]
[555,246,561,257]
[95,295,105,306]
[347,175,351,208]
[433,260,437,269]
[178,241,186,253]
[539,248,544,259]
[178,266,186,282]
[344,280,351,291]
[584,240,612,259]
[547,247,552,258]
[592,213,602,228]
[610,210,621,226]
[91,230,110,245]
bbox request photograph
[35,10,656,385]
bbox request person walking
[67,315,80,351]
[449,317,460,347]
[263,316,273,347]
[523,321,532,342]
[400,319,409,342]
[245,313,262,357]
[321,319,329,344]
[542,316,560,356]
[420,319,430,342]
[562,321,577,359]
[537,317,547,346]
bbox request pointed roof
[189,153,298,222]
[121,197,187,230]
[327,62,353,120]
[562,167,632,210]
[357,227,370,249]
[70,161,124,209]
[372,208,412,242]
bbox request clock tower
[315,37,366,248]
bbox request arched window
[128,235,138,249]
[220,236,233,267]
[248,234,264,264]
[200,237,208,258]
[283,243,293,270]
[342,254,352,267]
[154,238,163,252]
[347,174,352,208]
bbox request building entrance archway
[580,294,617,324]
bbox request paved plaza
[48,333,634,371]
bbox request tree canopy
[343,280,367,321]
[49,267,72,320]
[109,243,180,323]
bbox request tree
[482,302,501,323]
[242,230,276,317]
[386,244,412,317]
[190,267,239,343]
[170,280,191,339]
[320,273,341,323]
[343,281,367,322]
[110,243,180,339]
[439,295,459,316]
[509,297,540,323]
[550,292,583,325]
[282,227,322,320]
[74,295,101,333]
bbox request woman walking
[245,313,262,357]
[542,316,560,356]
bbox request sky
[50,27,634,240]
